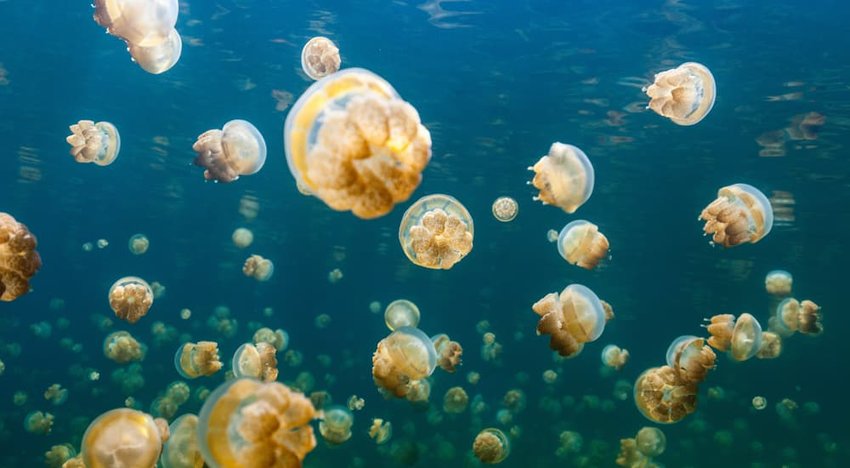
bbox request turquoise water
[1,0,848,466]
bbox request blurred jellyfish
[231,342,278,382]
[773,298,823,336]
[243,254,274,281]
[634,366,698,424]
[706,313,763,361]
[231,227,254,249]
[384,299,421,331]
[44,384,68,406]
[0,213,42,301]
[103,331,146,363]
[319,406,354,444]
[108,276,154,324]
[765,270,793,297]
[372,327,437,398]
[405,376,431,405]
[752,396,767,410]
[557,220,609,270]
[543,369,558,384]
[432,333,463,373]
[369,418,392,444]
[197,379,317,467]
[24,411,54,435]
[635,427,666,457]
[180,308,191,320]
[369,301,382,314]
[546,229,559,243]
[193,120,267,183]
[443,386,469,414]
[644,62,716,125]
[528,142,594,214]
[555,431,583,459]
[301,36,341,80]
[81,408,161,468]
[616,438,651,467]
[491,196,519,222]
[66,120,121,165]
[127,234,149,255]
[473,428,510,464]
[44,444,76,468]
[347,395,365,411]
[601,344,630,371]
[97,238,109,249]
[327,268,343,283]
[532,284,606,357]
[253,327,289,352]
[284,68,431,219]
[399,194,474,270]
[665,335,716,383]
[480,332,503,363]
[699,184,773,248]
[756,331,782,359]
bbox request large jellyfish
[644,62,716,125]
[665,335,716,384]
[0,213,42,302]
[528,142,594,214]
[699,184,773,247]
[81,408,162,468]
[531,284,606,358]
[705,313,763,361]
[633,366,698,424]
[66,121,121,166]
[284,68,432,219]
[399,194,474,270]
[372,327,438,398]
[108,276,154,323]
[557,220,609,270]
[174,341,223,378]
[193,120,267,183]
[301,37,341,80]
[160,414,203,468]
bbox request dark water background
[1,0,849,466]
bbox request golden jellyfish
[283,68,432,219]
[44,443,76,468]
[319,406,354,445]
[491,196,519,222]
[665,336,716,384]
[372,327,438,398]
[197,379,317,468]
[160,414,203,468]
[301,36,341,80]
[601,344,630,371]
[528,142,594,214]
[125,28,182,74]
[699,184,774,248]
[175,341,222,378]
[368,418,392,444]
[66,120,121,165]
[253,327,289,352]
[0,213,41,301]
[531,284,607,357]
[384,299,421,331]
[706,313,763,361]
[193,120,267,183]
[44,384,68,405]
[472,428,510,464]
[232,227,254,249]
[774,298,823,336]
[616,438,652,468]
[557,220,609,270]
[756,331,782,359]
[81,408,161,468]
[635,427,666,457]
[432,333,463,373]
[242,254,274,281]
[108,276,154,324]
[24,411,54,435]
[103,331,146,363]
[231,342,279,382]
[399,194,474,270]
[405,378,431,404]
[765,270,793,296]
[127,234,149,255]
[634,366,698,424]
[644,62,716,125]
[443,386,469,414]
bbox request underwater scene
[1,0,849,466]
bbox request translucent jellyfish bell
[529,142,594,214]
[472,428,510,464]
[706,313,763,361]
[665,336,716,384]
[93,0,178,46]
[372,327,438,397]
[491,196,518,222]
[531,284,606,357]
[557,220,609,270]
[108,276,154,323]
[174,341,222,379]
[765,270,793,296]
[193,120,267,183]
[699,184,774,247]
[127,28,182,74]
[66,120,121,166]
[384,299,421,331]
[231,342,278,382]
[0,212,42,302]
[635,427,666,457]
[319,406,354,445]
[644,62,716,125]
[160,414,203,468]
[81,408,162,468]
[633,366,698,424]
[301,37,341,80]
[399,194,474,270]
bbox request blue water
[1,0,848,466]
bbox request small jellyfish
[301,36,341,80]
[557,220,609,270]
[384,299,421,331]
[543,369,558,384]
[633,366,698,424]
[546,229,559,243]
[699,184,774,248]
[472,428,510,464]
[399,194,474,270]
[284,68,432,219]
[128,234,149,255]
[432,334,463,373]
[635,427,666,457]
[372,327,438,398]
[24,411,54,435]
[103,331,146,363]
[756,331,782,359]
[253,327,288,352]
[616,438,651,467]
[752,396,767,411]
[242,254,274,281]
[491,196,518,222]
[601,344,630,371]
[108,276,154,324]
[706,313,763,361]
[65,121,121,166]
[319,406,354,445]
[231,228,254,249]
[44,384,68,406]
[44,443,76,468]
[368,418,392,444]
[0,212,42,301]
[197,379,317,467]
[193,120,267,183]
[528,142,594,214]
[443,386,469,414]
[765,270,793,296]
[231,342,278,382]
[665,336,716,384]
[774,298,823,336]
[81,408,161,468]
[327,268,343,283]
[644,62,716,125]
[531,284,606,357]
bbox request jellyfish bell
[665,336,716,384]
[774,298,823,336]
[127,28,182,74]
[66,120,121,166]
[81,408,162,468]
[399,194,474,270]
[108,276,154,323]
[765,270,793,296]
[319,406,354,445]
[161,414,203,468]
[301,36,341,80]
[372,327,438,398]
[384,299,421,331]
[231,342,278,382]
[601,344,629,371]
[128,234,149,255]
[756,331,782,359]
[194,120,267,183]
[557,220,609,270]
[491,196,519,222]
[531,284,606,357]
[432,333,463,373]
[472,428,510,464]
[528,142,594,214]
[706,313,763,361]
[175,341,222,379]
[635,427,666,457]
[633,365,698,424]
[644,62,716,125]
[92,0,178,46]
[0,213,42,302]
[699,184,774,248]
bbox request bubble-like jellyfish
[372,327,438,398]
[443,386,469,414]
[232,228,254,249]
[319,406,353,445]
[699,184,774,248]
[706,313,763,361]
[368,418,392,444]
[635,427,666,457]
[634,366,698,424]
[557,220,609,270]
[128,234,149,255]
[399,194,474,270]
[175,341,222,378]
[231,342,278,382]
[197,378,317,468]
[24,411,54,435]
[644,62,716,126]
[242,255,274,281]
[491,196,518,222]
[301,37,341,80]
[193,120,267,183]
[665,336,716,384]
[384,299,421,331]
[765,270,793,297]
[473,428,510,464]
[774,298,823,336]
[81,408,161,468]
[528,142,594,214]
[756,331,782,359]
[66,121,121,166]
[126,28,182,74]
[103,331,146,363]
[601,344,629,371]
[531,284,606,357]
[752,396,767,411]
[0,213,42,302]
[284,68,432,219]
[432,334,463,373]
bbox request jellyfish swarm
[372,327,438,398]
[699,184,774,248]
[473,428,510,464]
[108,276,154,324]
[193,120,267,183]
[231,342,279,382]
[66,121,121,166]
[644,62,716,125]
[399,194,474,270]
[531,284,606,358]
[706,313,763,361]
[81,409,162,468]
[197,379,317,468]
[665,336,716,384]
[161,414,203,468]
[528,142,594,214]
[319,406,354,444]
[557,220,609,270]
[633,366,698,424]
[301,37,341,80]
[0,213,42,302]
[175,341,223,378]
[284,68,432,219]
[384,299,421,331]
[773,298,823,336]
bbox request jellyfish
[197,379,317,467]
[472,428,510,464]
[44,384,68,406]
[319,406,354,445]
[443,386,469,414]
[432,333,463,373]
[399,194,474,270]
[128,234,149,255]
[66,120,120,166]
[253,327,288,352]
[543,369,558,384]
[756,331,782,359]
[301,36,341,80]
[81,408,161,468]
[372,327,438,398]
[108,276,154,324]
[765,270,793,296]
[644,62,716,125]
[664,336,716,383]
[752,396,767,411]
[44,444,76,468]
[231,342,279,382]
[327,268,343,283]
[531,284,606,357]
[283,68,432,219]
[774,298,823,336]
[555,431,582,458]
[491,196,519,222]
[706,313,763,361]
[635,427,666,457]
[126,28,182,74]
[699,184,774,247]
[616,438,652,467]
[601,344,630,371]
[557,220,609,270]
[0,212,42,301]
[634,366,698,424]
[174,341,222,379]
[24,411,54,435]
[528,142,594,214]
[232,228,254,249]
[103,331,146,363]
[242,254,274,281]
[193,120,267,183]
[369,418,392,444]
[384,299,421,331]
